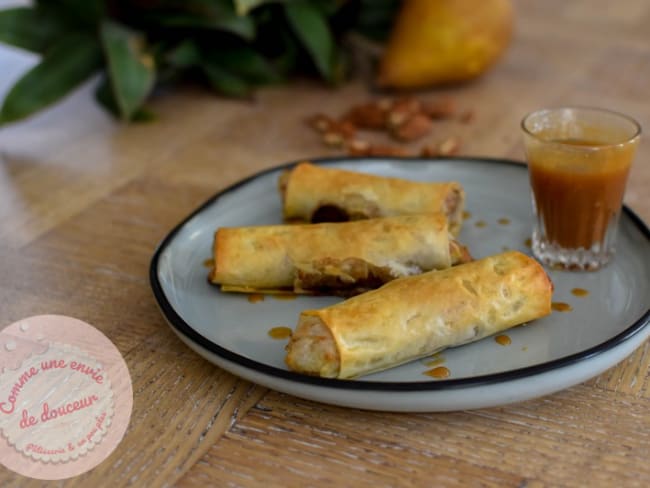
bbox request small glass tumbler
[521,107,641,270]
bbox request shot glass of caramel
[521,107,641,271]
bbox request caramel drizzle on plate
[552,302,572,312]
[571,288,589,297]
[495,334,512,346]
[268,327,292,339]
[424,366,450,379]
[248,293,265,303]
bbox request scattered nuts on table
[305,95,470,157]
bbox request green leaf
[100,21,156,120]
[284,1,335,81]
[309,0,346,17]
[253,0,344,24]
[166,41,202,68]
[95,75,156,122]
[271,30,299,76]
[152,14,255,40]
[201,63,251,97]
[51,0,106,27]
[233,0,282,16]
[355,0,401,41]
[95,75,119,116]
[0,33,101,125]
[0,7,65,53]
[205,47,282,84]
[142,0,256,40]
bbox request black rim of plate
[149,157,650,391]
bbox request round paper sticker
[0,315,133,480]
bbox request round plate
[149,158,650,412]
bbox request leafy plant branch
[0,0,400,125]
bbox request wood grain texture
[588,340,650,397]
[180,388,650,488]
[0,0,648,486]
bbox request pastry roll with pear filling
[279,161,465,235]
[285,251,553,379]
[209,213,471,296]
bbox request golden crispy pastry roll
[279,162,465,235]
[210,214,471,296]
[285,251,552,378]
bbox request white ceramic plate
[150,158,650,412]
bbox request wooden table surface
[1,1,649,486]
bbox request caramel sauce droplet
[521,346,528,352]
[495,334,512,346]
[268,327,292,339]
[571,288,590,297]
[475,220,487,228]
[424,366,450,379]
[203,258,215,268]
[498,218,511,225]
[552,302,572,312]
[524,238,532,248]
[463,210,472,219]
[248,293,265,303]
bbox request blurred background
[0,0,648,245]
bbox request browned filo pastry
[285,251,553,379]
[279,162,465,236]
[209,214,471,296]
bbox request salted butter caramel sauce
[268,326,292,339]
[495,334,511,346]
[424,366,450,379]
[552,302,572,312]
[247,293,265,303]
[571,288,589,297]
[528,138,633,249]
